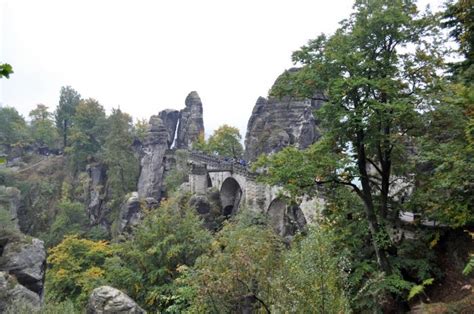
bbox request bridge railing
[189,150,256,179]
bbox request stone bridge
[185,151,323,236]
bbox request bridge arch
[207,174,212,188]
[220,177,242,217]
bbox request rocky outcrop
[158,109,180,148]
[244,69,325,161]
[0,232,45,297]
[118,193,158,234]
[244,95,323,161]
[86,163,107,225]
[176,91,205,149]
[0,230,46,311]
[137,116,169,200]
[87,286,146,314]
[267,199,307,239]
[0,271,41,312]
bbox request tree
[102,109,139,209]
[409,0,474,227]
[260,0,444,277]
[0,63,13,78]
[29,104,58,147]
[67,98,106,171]
[55,86,81,148]
[207,124,244,158]
[0,106,29,149]
[133,118,148,142]
[442,0,474,80]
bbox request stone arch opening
[267,198,306,237]
[220,177,242,217]
[207,174,212,188]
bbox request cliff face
[137,115,169,200]
[244,95,323,161]
[176,91,205,149]
[137,91,201,200]
[158,109,180,148]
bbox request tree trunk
[356,131,392,275]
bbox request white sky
[0,0,444,138]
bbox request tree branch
[236,278,271,314]
[367,158,383,175]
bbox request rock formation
[158,109,179,148]
[137,116,169,200]
[0,271,41,311]
[0,230,46,311]
[244,69,325,161]
[86,163,107,225]
[118,192,158,235]
[244,96,323,161]
[87,286,146,314]
[176,91,205,149]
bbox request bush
[46,235,112,306]
[186,212,283,313]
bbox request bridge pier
[189,163,208,195]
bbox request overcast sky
[0,0,444,138]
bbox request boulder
[176,91,205,149]
[87,286,145,314]
[137,116,169,199]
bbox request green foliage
[463,231,474,276]
[269,226,350,313]
[133,118,148,142]
[186,212,282,313]
[164,149,190,193]
[29,104,59,147]
[409,68,474,228]
[442,0,474,79]
[66,98,106,171]
[191,132,209,153]
[192,125,244,158]
[44,199,88,248]
[0,106,30,149]
[6,299,79,314]
[408,278,434,301]
[102,108,139,212]
[105,196,212,312]
[46,235,112,306]
[0,63,13,78]
[207,124,244,158]
[55,86,81,148]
